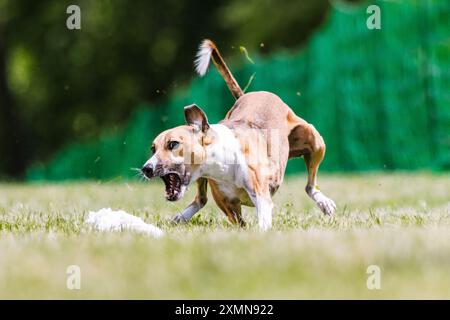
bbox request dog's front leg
[255,195,273,231]
[172,178,208,224]
[246,188,273,231]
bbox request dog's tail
[194,39,243,100]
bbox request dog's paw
[258,219,272,232]
[171,214,189,225]
[314,193,336,216]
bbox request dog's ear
[184,104,210,132]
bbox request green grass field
[0,173,449,299]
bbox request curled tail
[194,39,243,100]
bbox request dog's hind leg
[172,178,208,223]
[288,117,336,215]
[303,147,336,215]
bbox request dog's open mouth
[161,173,182,201]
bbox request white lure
[85,208,164,238]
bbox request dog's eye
[151,145,156,154]
[168,141,180,150]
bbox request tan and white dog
[141,39,336,230]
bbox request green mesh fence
[27,0,450,181]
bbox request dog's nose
[141,165,154,178]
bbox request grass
[0,173,449,299]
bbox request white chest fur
[199,124,249,190]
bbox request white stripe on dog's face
[144,155,158,169]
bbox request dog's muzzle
[141,164,187,202]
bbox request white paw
[256,198,273,231]
[172,214,189,224]
[314,193,336,215]
[258,218,272,231]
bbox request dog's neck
[194,124,248,187]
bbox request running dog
[141,39,336,230]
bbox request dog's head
[141,104,211,201]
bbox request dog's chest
[202,124,249,187]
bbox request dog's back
[222,91,292,133]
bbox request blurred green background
[0,0,449,181]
